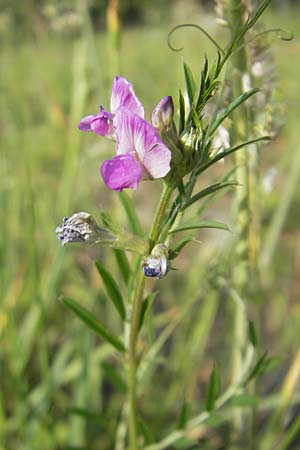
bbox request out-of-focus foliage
[1,0,300,41]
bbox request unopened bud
[151,96,174,131]
[143,244,169,280]
[56,212,114,246]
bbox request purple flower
[78,76,144,138]
[101,108,171,191]
[151,96,174,130]
[101,154,143,191]
[79,76,172,191]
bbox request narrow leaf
[178,89,186,134]
[245,352,268,384]
[181,180,239,211]
[177,401,191,429]
[183,62,196,107]
[248,320,258,348]
[169,220,230,234]
[245,0,273,32]
[262,355,281,373]
[95,261,125,321]
[208,88,259,136]
[119,191,143,236]
[113,249,130,284]
[206,366,220,411]
[196,136,271,175]
[138,418,155,445]
[169,235,195,259]
[60,297,125,352]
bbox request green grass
[1,5,300,450]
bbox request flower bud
[143,244,170,280]
[56,212,114,246]
[151,96,174,131]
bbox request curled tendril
[167,24,225,55]
[233,28,294,55]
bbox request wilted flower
[152,96,174,131]
[56,212,114,246]
[56,212,149,254]
[143,244,170,280]
[78,76,144,139]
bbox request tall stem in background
[226,0,249,436]
[107,0,121,76]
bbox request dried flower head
[56,212,114,246]
[143,244,170,280]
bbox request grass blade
[119,191,143,236]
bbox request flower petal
[91,108,115,137]
[142,141,172,178]
[100,154,143,191]
[78,115,95,131]
[114,108,171,179]
[110,76,144,118]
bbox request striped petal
[110,76,144,118]
[114,108,171,179]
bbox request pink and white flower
[78,76,172,191]
[101,107,171,191]
[78,76,144,139]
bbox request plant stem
[149,183,173,246]
[226,0,250,438]
[127,183,173,449]
[128,268,145,450]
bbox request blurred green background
[1,1,300,449]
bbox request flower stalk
[126,183,173,449]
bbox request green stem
[226,0,249,438]
[128,268,145,450]
[149,183,173,246]
[127,183,173,450]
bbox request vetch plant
[56,1,292,448]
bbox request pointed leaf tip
[60,296,125,352]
